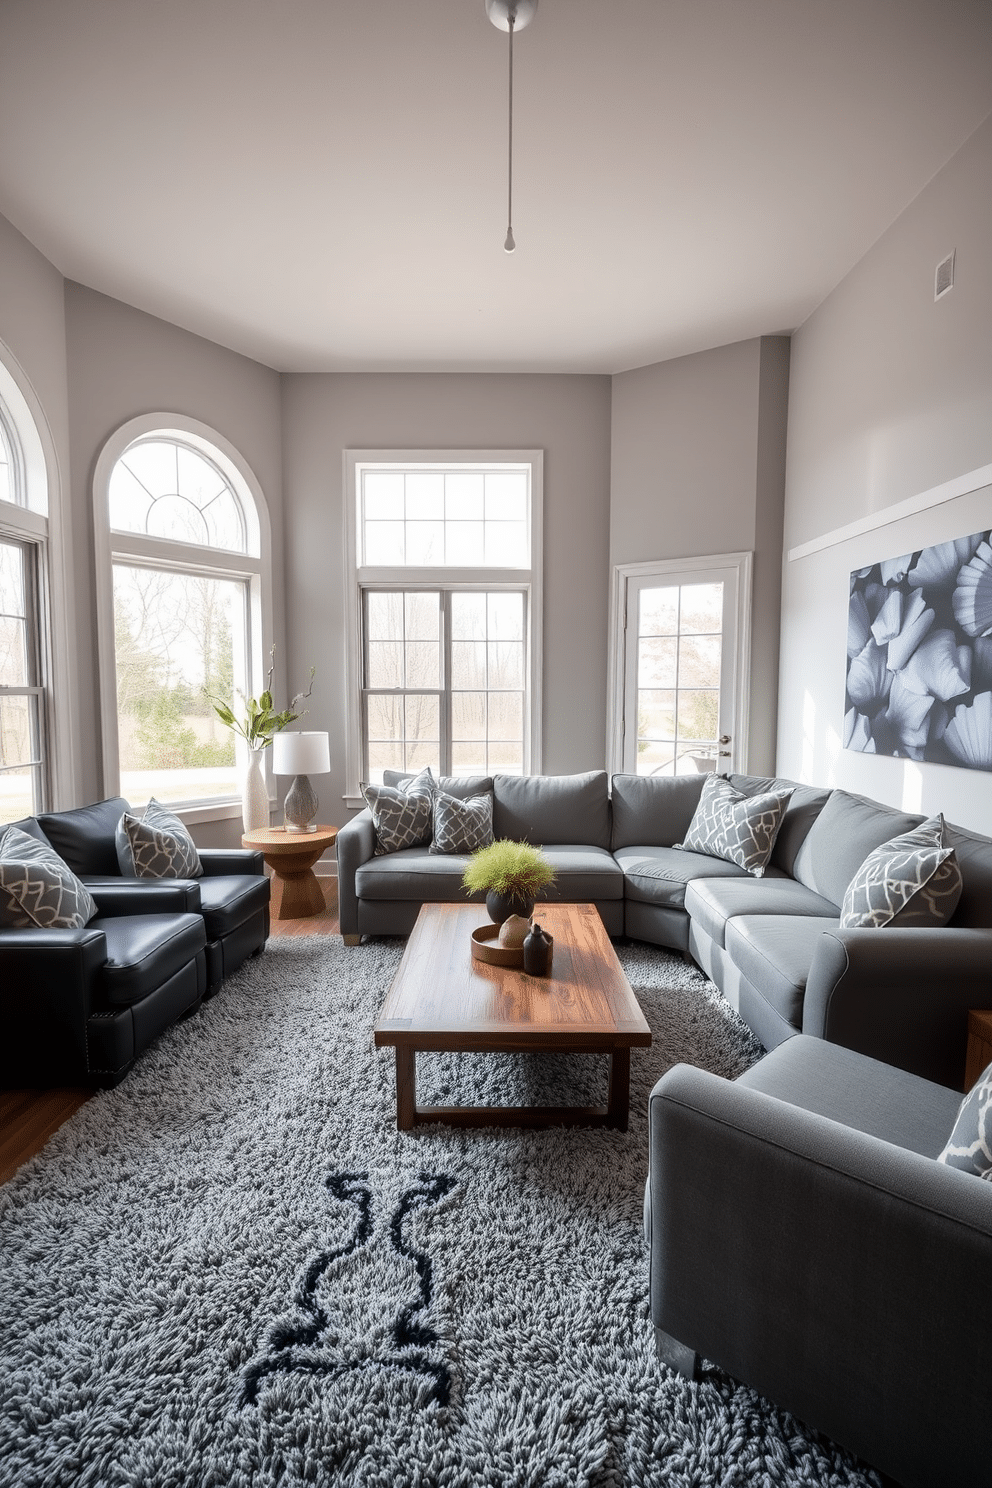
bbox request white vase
[241,747,269,835]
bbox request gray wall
[281,373,613,821]
[610,335,789,774]
[779,115,992,832]
[63,284,285,832]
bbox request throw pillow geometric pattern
[938,1058,992,1181]
[363,767,436,856]
[115,798,204,879]
[429,791,494,855]
[0,824,98,929]
[839,814,962,929]
[679,774,793,878]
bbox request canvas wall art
[845,528,992,770]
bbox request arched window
[0,345,65,823]
[94,416,271,816]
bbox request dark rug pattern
[0,937,882,1487]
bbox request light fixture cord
[505,14,515,251]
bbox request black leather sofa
[1,799,270,1088]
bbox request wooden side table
[242,825,337,920]
[965,1009,992,1090]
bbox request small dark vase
[523,920,553,977]
[486,889,535,925]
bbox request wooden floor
[0,875,340,1187]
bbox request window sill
[174,798,273,827]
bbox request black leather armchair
[36,797,270,992]
[1,869,207,1087]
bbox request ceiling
[0,0,990,374]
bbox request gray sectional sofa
[336,767,992,1089]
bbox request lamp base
[284,773,319,834]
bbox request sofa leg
[654,1326,700,1380]
[342,934,362,946]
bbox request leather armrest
[647,1062,992,1487]
[85,880,201,915]
[198,848,265,876]
[335,810,376,937]
[803,926,992,1089]
[0,927,109,1083]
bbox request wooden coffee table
[374,902,651,1132]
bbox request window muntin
[0,418,14,507]
[109,439,247,553]
[360,466,529,568]
[0,536,45,823]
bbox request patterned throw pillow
[362,767,436,856]
[116,798,203,879]
[678,775,793,878]
[938,1059,992,1181]
[430,791,494,855]
[839,815,962,929]
[0,825,98,929]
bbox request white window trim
[93,413,274,822]
[606,551,753,778]
[0,335,77,809]
[343,449,544,808]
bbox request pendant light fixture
[486,0,537,253]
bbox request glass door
[621,561,746,776]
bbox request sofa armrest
[198,848,265,876]
[648,1063,992,1488]
[86,881,202,916]
[0,927,109,1083]
[335,810,376,938]
[802,926,992,1088]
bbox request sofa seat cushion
[737,1034,962,1157]
[93,912,205,1006]
[532,846,623,901]
[356,844,623,904]
[685,876,838,950]
[614,845,752,910]
[356,849,477,903]
[724,914,839,1032]
[197,874,271,939]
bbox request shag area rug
[0,937,883,1488]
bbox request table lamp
[271,731,331,833]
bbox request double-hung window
[345,451,543,800]
[0,391,54,823]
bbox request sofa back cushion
[610,773,706,850]
[383,770,492,802]
[791,789,923,909]
[728,774,832,876]
[944,822,992,928]
[493,771,611,849]
[37,796,131,877]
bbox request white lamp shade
[271,730,330,776]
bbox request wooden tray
[470,922,525,968]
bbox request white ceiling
[0,0,990,374]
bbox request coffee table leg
[395,1047,417,1131]
[607,1048,631,1131]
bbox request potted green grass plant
[462,839,556,925]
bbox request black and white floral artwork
[846,529,992,770]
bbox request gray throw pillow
[115,798,203,878]
[430,790,494,855]
[678,774,793,877]
[938,1058,992,1181]
[362,767,436,855]
[0,825,98,929]
[839,814,962,929]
